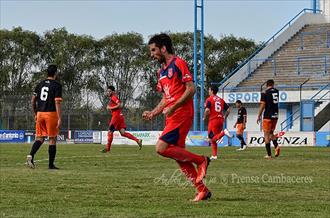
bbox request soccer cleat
[48,165,59,170]
[236,148,243,151]
[275,131,285,138]
[196,156,210,183]
[100,148,110,153]
[137,139,143,150]
[264,155,272,159]
[210,156,217,160]
[242,145,247,150]
[224,129,233,138]
[275,147,281,157]
[26,155,35,169]
[192,191,212,202]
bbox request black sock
[29,140,43,158]
[48,145,56,167]
[265,143,271,156]
[272,140,278,149]
[237,135,246,148]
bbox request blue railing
[280,82,330,131]
[299,30,330,49]
[217,8,322,86]
[297,55,329,75]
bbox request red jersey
[156,56,194,117]
[205,95,229,121]
[108,94,122,117]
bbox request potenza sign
[247,132,315,146]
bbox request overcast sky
[1,0,312,42]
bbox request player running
[234,100,247,151]
[257,79,281,159]
[204,85,232,160]
[26,64,62,169]
[143,33,211,202]
[101,85,142,153]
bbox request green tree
[0,27,41,129]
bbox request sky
[0,0,313,43]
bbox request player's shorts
[36,112,59,137]
[159,113,193,148]
[262,118,278,132]
[109,115,126,132]
[236,123,245,135]
[208,118,224,139]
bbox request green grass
[0,144,329,218]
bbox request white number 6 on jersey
[40,87,49,101]
[215,101,222,112]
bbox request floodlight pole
[194,0,205,131]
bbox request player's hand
[234,124,236,128]
[57,118,62,129]
[34,115,37,122]
[163,106,175,117]
[142,111,153,120]
[256,116,261,124]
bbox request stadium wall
[0,130,329,147]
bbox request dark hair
[266,79,274,87]
[107,85,115,91]
[47,64,57,77]
[236,100,242,104]
[210,85,219,95]
[148,33,174,54]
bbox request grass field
[0,143,329,218]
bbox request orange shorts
[262,119,278,132]
[236,123,245,135]
[36,112,59,137]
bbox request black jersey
[33,79,62,112]
[237,107,247,124]
[260,87,279,119]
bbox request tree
[41,28,97,130]
[95,33,146,109]
[0,27,41,129]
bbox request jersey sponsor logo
[168,68,173,78]
[183,73,191,79]
[163,84,171,98]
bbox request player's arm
[204,108,210,121]
[257,102,265,124]
[257,93,266,124]
[163,81,195,117]
[143,96,166,120]
[203,100,211,121]
[31,95,37,119]
[55,100,62,128]
[243,109,247,128]
[223,102,230,120]
[108,103,122,110]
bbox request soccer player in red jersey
[101,85,142,153]
[204,85,232,160]
[143,33,211,202]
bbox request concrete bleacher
[237,23,330,89]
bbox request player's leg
[270,119,280,157]
[157,118,209,184]
[263,119,272,158]
[48,137,59,169]
[47,112,60,169]
[118,116,142,149]
[102,118,116,153]
[27,113,46,168]
[236,124,246,150]
[176,161,211,201]
[208,130,218,159]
